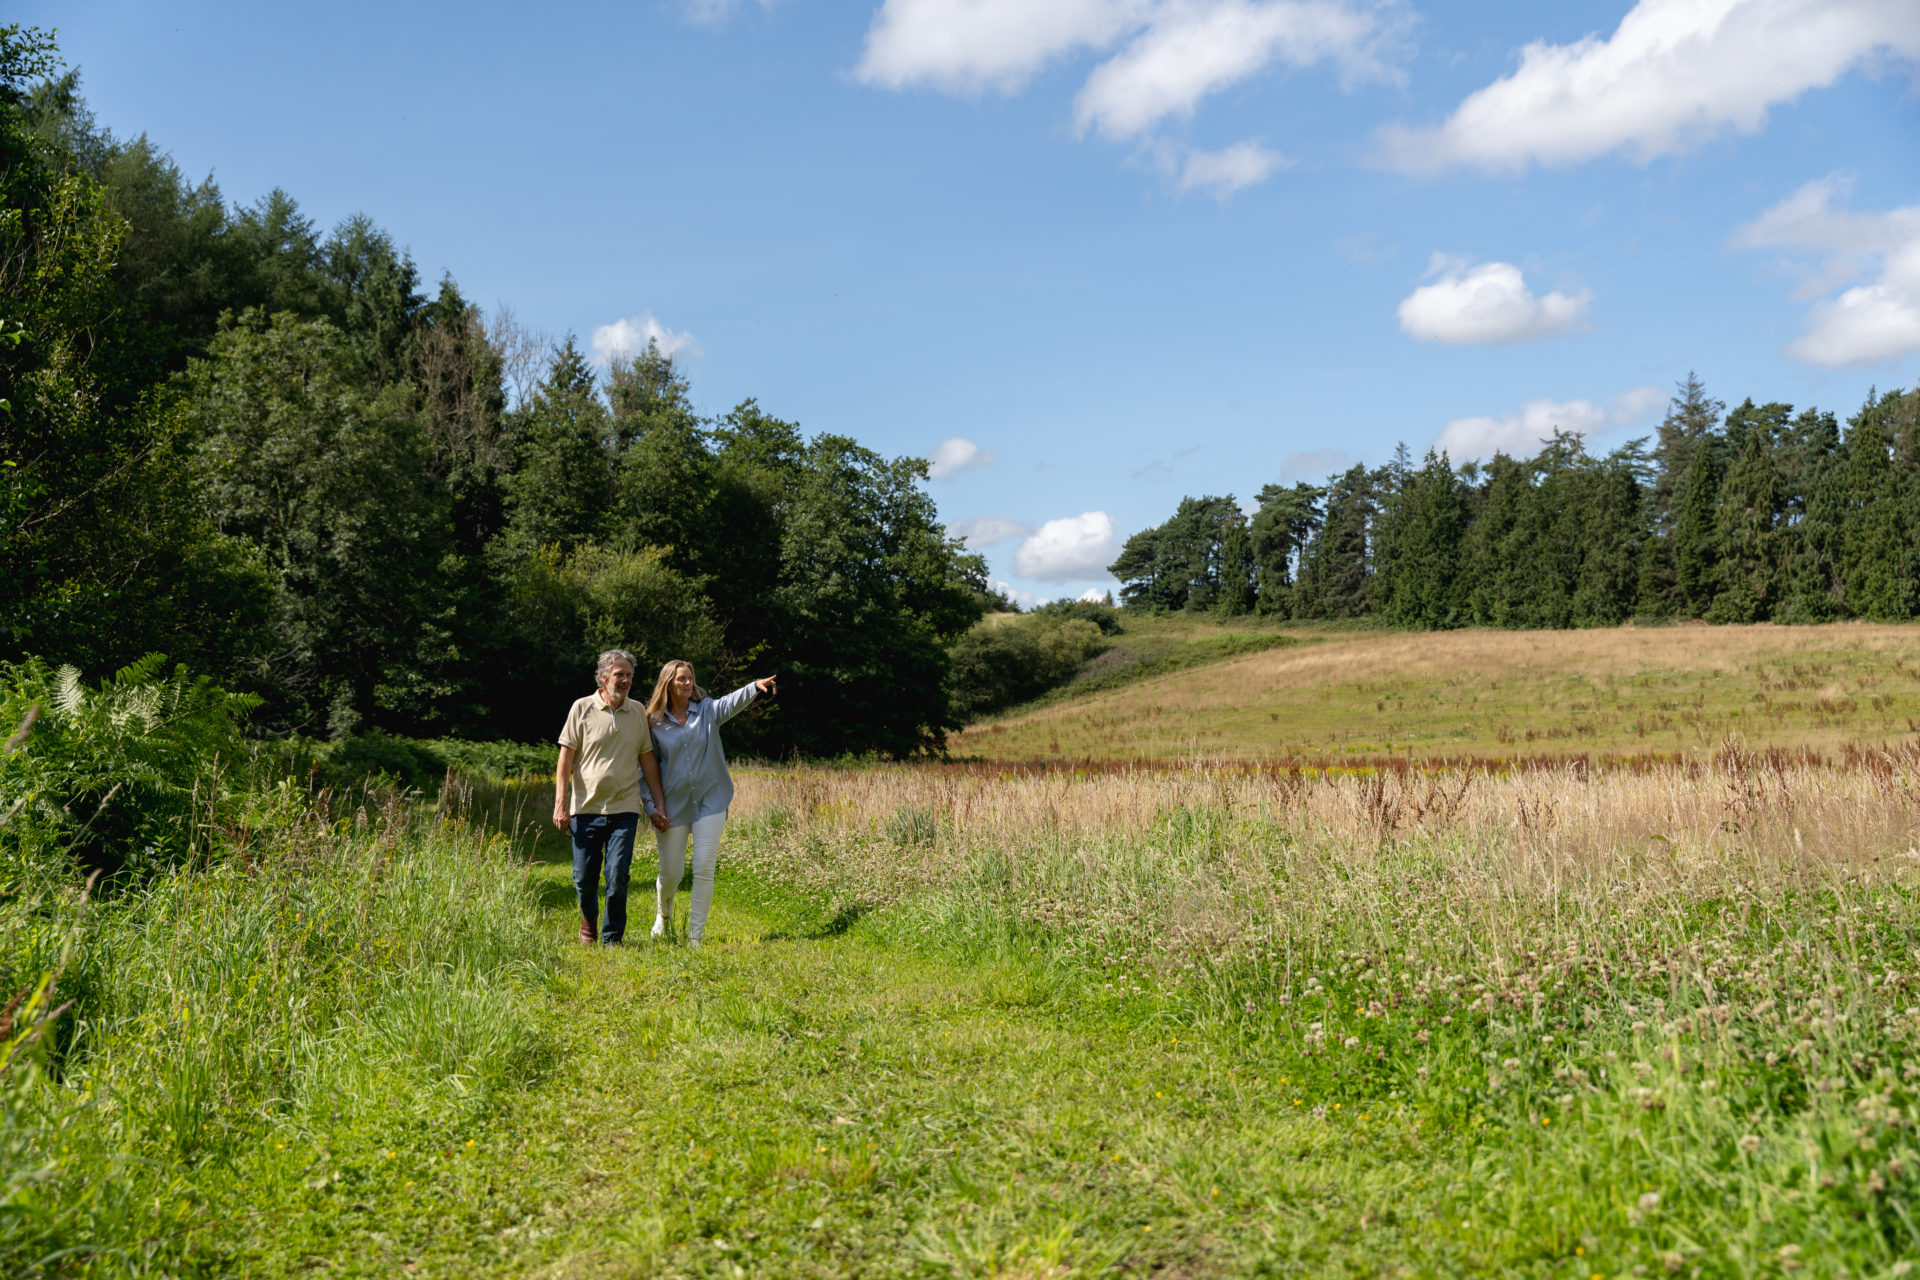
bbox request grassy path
[254,860,1445,1279]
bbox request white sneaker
[650,915,666,939]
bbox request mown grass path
[257,860,1455,1279]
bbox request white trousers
[655,810,727,941]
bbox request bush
[0,656,256,883]
[947,614,1111,722]
[1029,598,1122,634]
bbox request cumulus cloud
[1396,255,1591,345]
[1734,175,1920,368]
[1077,587,1115,603]
[948,515,1033,547]
[1434,398,1609,460]
[928,437,996,478]
[1072,0,1402,140]
[1178,140,1291,197]
[990,579,1053,610]
[1377,0,1920,173]
[1613,385,1668,424]
[856,0,1403,191]
[856,0,1150,94]
[590,313,701,366]
[1014,512,1122,582]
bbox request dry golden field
[950,622,1920,764]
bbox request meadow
[4,625,1920,1276]
[950,622,1920,765]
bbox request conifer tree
[1372,449,1467,627]
[498,338,612,561]
[1839,390,1913,620]
[1247,482,1322,617]
[1774,409,1847,624]
[1670,437,1726,618]
[1708,424,1784,622]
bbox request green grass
[8,765,1919,1276]
[952,620,1920,763]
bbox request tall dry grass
[729,748,1920,965]
[724,750,1920,1269]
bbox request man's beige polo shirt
[557,693,653,815]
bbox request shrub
[947,614,1111,721]
[0,656,256,882]
[1029,598,1122,635]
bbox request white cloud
[856,0,1149,94]
[928,436,996,478]
[590,313,701,366]
[1435,398,1609,460]
[856,1,1403,188]
[1073,0,1401,140]
[1396,255,1591,345]
[948,515,1033,546]
[1613,385,1668,424]
[990,579,1053,610]
[1376,0,1920,173]
[1178,140,1291,197]
[1734,176,1920,368]
[1013,511,1121,582]
[1077,587,1114,604]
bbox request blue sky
[26,0,1920,603]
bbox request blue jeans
[570,812,639,943]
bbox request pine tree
[1213,516,1254,617]
[1707,426,1784,622]
[1839,390,1913,620]
[1670,439,1726,618]
[1774,409,1847,623]
[1247,482,1322,618]
[1570,442,1648,626]
[1297,466,1375,619]
[1462,454,1529,626]
[1372,449,1467,628]
[498,338,613,559]
[1638,374,1723,616]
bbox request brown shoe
[579,917,597,946]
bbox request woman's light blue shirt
[643,683,758,825]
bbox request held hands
[755,674,778,696]
[650,809,671,832]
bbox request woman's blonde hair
[645,660,707,725]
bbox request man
[553,649,671,945]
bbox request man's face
[599,662,635,705]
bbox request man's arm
[553,745,574,830]
[641,749,670,831]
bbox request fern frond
[53,666,85,718]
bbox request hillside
[948,621,1920,763]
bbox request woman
[643,660,776,946]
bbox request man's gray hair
[596,649,638,679]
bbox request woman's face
[671,666,696,701]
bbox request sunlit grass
[952,621,1920,763]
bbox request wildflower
[1738,1134,1762,1154]
[1637,1191,1660,1212]
[1344,1036,1360,1049]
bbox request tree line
[1112,375,1920,629]
[0,27,988,756]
